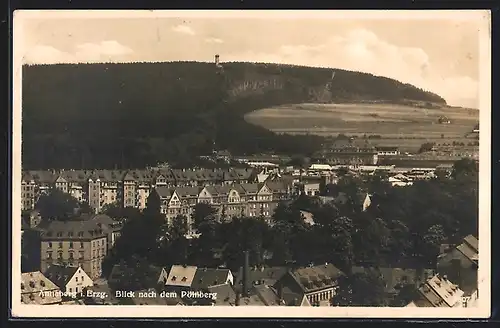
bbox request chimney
[235,292,241,306]
[242,250,250,297]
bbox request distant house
[388,176,413,187]
[274,263,344,306]
[376,147,400,156]
[406,274,464,307]
[437,235,478,307]
[438,116,451,124]
[44,264,93,297]
[21,271,62,305]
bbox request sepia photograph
[11,10,491,318]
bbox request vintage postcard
[11,10,491,318]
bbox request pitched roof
[166,265,198,287]
[463,235,478,253]
[290,263,344,293]
[208,284,237,306]
[108,262,166,289]
[39,220,107,240]
[154,186,174,199]
[26,170,57,184]
[174,186,202,198]
[240,183,260,194]
[43,265,80,288]
[425,274,463,307]
[254,284,282,306]
[191,268,231,290]
[416,283,448,307]
[21,271,62,304]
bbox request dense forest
[22,62,446,169]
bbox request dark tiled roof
[43,265,80,289]
[463,235,478,253]
[191,268,231,290]
[209,284,237,306]
[40,220,107,240]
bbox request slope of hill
[21,62,446,169]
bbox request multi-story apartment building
[153,180,293,232]
[21,171,57,211]
[21,168,256,214]
[39,219,109,279]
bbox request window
[80,242,84,248]
[46,252,52,259]
[76,277,79,282]
[79,251,84,259]
[56,232,63,237]
[69,242,73,249]
[69,288,72,292]
[58,252,63,259]
[76,287,79,293]
[82,276,84,281]
[48,242,52,248]
[58,242,63,249]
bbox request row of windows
[47,240,105,249]
[46,248,105,259]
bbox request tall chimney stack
[215,54,220,67]
[242,250,250,297]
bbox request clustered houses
[153,180,293,232]
[21,168,255,212]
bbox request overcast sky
[16,11,488,108]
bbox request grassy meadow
[245,103,479,152]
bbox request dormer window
[56,232,63,237]
[171,276,177,281]
[78,231,84,237]
[181,277,187,282]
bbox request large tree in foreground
[35,187,92,221]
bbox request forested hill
[22,62,446,170]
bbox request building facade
[152,180,292,231]
[39,220,109,279]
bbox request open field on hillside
[245,103,479,152]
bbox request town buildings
[21,168,256,212]
[152,180,293,231]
